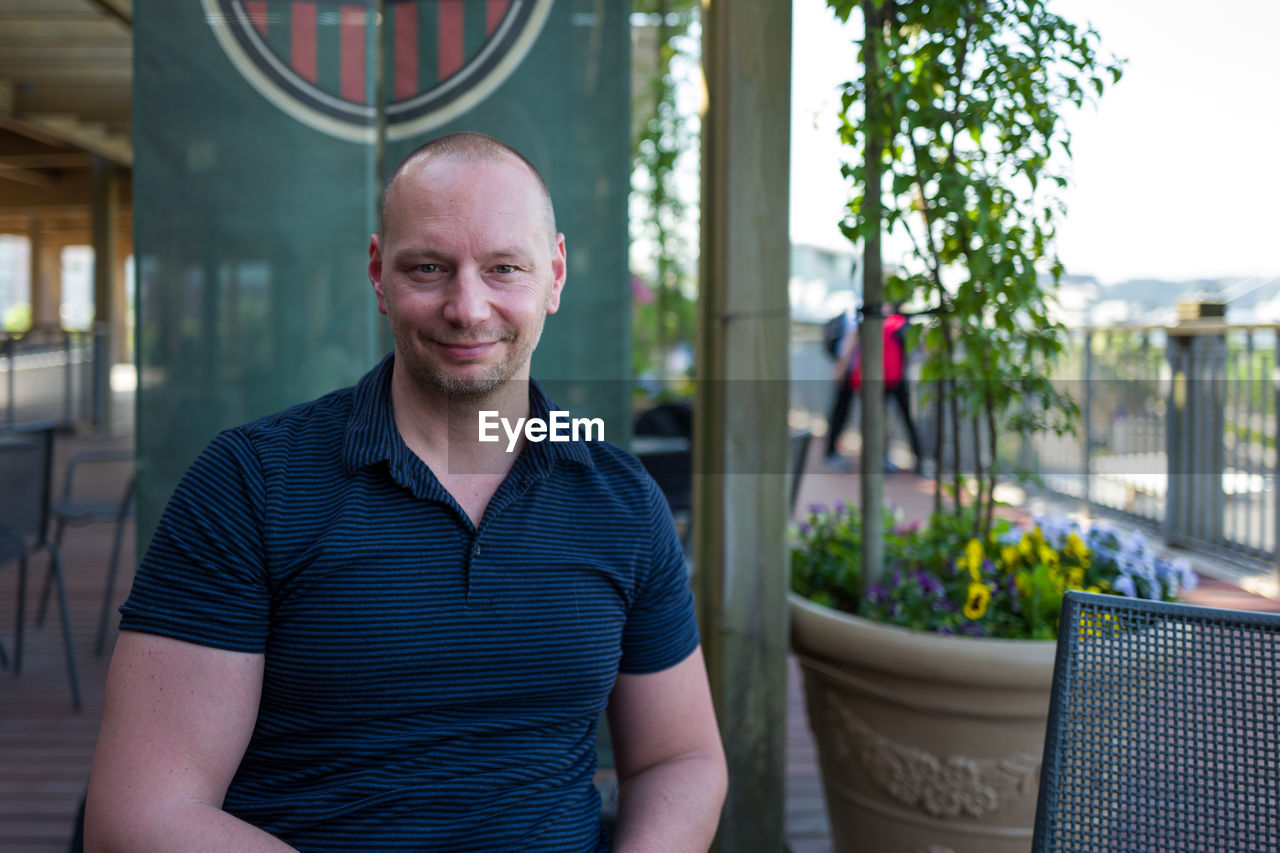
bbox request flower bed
[791,503,1198,640]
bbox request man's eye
[493,264,516,274]
[416,264,441,274]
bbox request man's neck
[388,363,531,479]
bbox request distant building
[789,242,860,324]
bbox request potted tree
[786,2,1190,850]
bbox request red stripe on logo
[437,0,464,80]
[340,6,366,103]
[394,3,418,101]
[245,0,268,37]
[486,0,510,35]
[291,2,318,83]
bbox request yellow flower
[963,582,991,620]
[1087,584,1102,594]
[965,538,985,581]
[1018,535,1036,559]
[1001,545,1021,571]
[1065,532,1089,560]
[1039,546,1060,571]
[1067,567,1085,589]
[1015,573,1030,597]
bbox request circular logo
[203,0,553,143]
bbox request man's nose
[442,268,491,327]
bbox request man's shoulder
[238,384,357,443]
[197,383,362,480]
[568,438,671,510]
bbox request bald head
[378,132,557,246]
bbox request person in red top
[826,303,923,474]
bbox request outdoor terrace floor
[3,429,1279,851]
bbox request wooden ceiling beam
[80,0,132,27]
[0,153,93,169]
[0,164,54,187]
[0,113,132,166]
[0,21,125,39]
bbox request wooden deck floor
[4,431,1279,852]
[1,430,135,852]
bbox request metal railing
[788,317,1280,569]
[0,327,95,429]
[1022,322,1278,566]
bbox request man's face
[368,155,566,400]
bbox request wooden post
[91,155,120,427]
[696,0,792,850]
[28,218,63,330]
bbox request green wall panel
[134,1,631,542]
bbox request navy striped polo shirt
[119,355,699,851]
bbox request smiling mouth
[434,340,500,361]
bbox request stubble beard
[397,320,545,402]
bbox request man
[86,132,727,851]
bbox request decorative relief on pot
[818,689,1040,819]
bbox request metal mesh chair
[0,423,81,708]
[1033,590,1280,851]
[35,447,135,655]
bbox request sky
[789,0,1280,286]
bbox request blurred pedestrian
[826,303,923,474]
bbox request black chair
[634,403,695,551]
[1032,590,1280,851]
[0,423,82,709]
[36,447,135,655]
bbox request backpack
[850,314,907,391]
[823,313,846,359]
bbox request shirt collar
[342,354,594,475]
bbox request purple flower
[917,572,943,598]
[1176,559,1198,591]
[808,503,828,517]
[1114,574,1137,598]
[798,522,813,536]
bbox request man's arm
[606,646,727,853]
[85,630,293,852]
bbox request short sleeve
[617,477,700,674]
[118,428,272,653]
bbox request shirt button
[473,543,481,557]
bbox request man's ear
[368,234,388,315]
[545,233,567,315]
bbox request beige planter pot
[790,593,1057,853]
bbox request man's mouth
[434,340,500,361]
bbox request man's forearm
[85,801,296,853]
[610,750,728,853]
